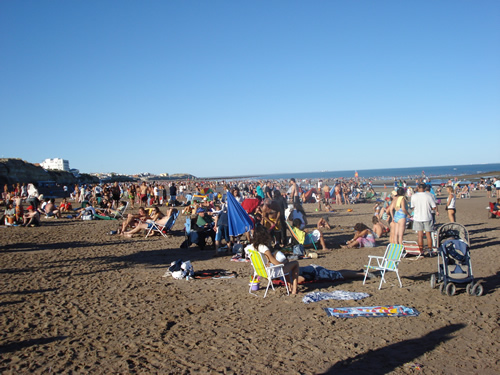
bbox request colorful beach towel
[324,305,420,318]
[302,291,370,304]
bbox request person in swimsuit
[388,187,409,245]
[341,223,376,248]
[446,186,456,222]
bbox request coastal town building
[41,158,70,171]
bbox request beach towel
[302,291,370,304]
[323,305,420,318]
[193,270,237,279]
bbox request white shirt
[410,192,436,222]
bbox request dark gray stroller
[430,223,483,296]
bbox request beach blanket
[302,291,370,304]
[323,305,420,318]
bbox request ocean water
[255,163,500,181]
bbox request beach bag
[293,244,305,256]
[82,212,94,220]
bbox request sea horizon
[200,163,500,181]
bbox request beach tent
[226,190,254,236]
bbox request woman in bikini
[446,186,456,222]
[388,187,408,245]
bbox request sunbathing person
[120,207,151,233]
[22,206,41,227]
[247,225,300,295]
[341,223,376,248]
[298,265,370,283]
[122,208,177,237]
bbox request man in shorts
[410,183,436,254]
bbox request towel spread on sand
[323,305,420,318]
[302,291,370,304]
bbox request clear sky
[1,1,499,177]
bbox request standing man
[410,183,437,254]
[289,178,300,205]
[169,182,177,206]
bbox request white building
[41,158,70,171]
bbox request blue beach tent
[226,190,254,236]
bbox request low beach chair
[113,202,128,219]
[285,221,317,252]
[402,240,423,260]
[247,248,290,298]
[363,243,404,289]
[146,210,179,238]
[488,202,500,219]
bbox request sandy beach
[1,188,499,374]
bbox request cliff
[0,158,98,186]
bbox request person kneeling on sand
[341,223,376,248]
[246,225,300,295]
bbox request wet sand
[1,189,499,374]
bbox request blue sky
[1,1,499,177]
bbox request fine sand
[1,189,499,374]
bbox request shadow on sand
[322,323,465,375]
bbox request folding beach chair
[363,243,405,289]
[146,210,179,238]
[247,248,289,298]
[113,202,128,219]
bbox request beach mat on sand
[324,305,420,318]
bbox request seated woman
[22,205,41,227]
[372,216,389,238]
[58,198,73,214]
[4,201,17,226]
[246,225,300,295]
[341,223,376,248]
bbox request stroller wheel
[466,282,474,295]
[430,274,437,289]
[471,283,484,297]
[446,283,456,296]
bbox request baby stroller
[430,223,483,296]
